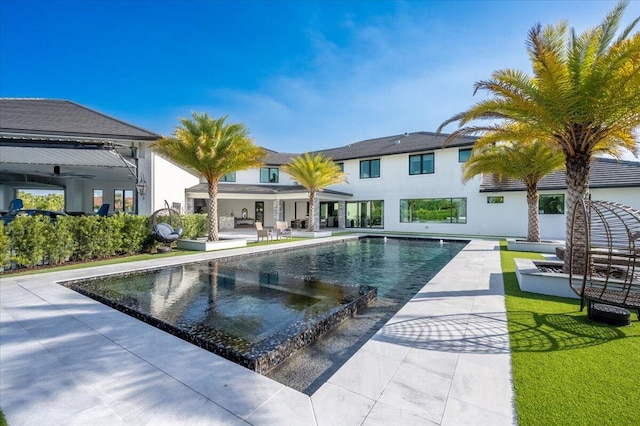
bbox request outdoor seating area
[568,200,640,320]
[255,221,272,242]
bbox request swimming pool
[63,237,466,378]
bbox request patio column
[338,201,346,229]
[185,197,194,214]
[313,197,320,231]
[272,199,281,224]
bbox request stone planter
[514,258,579,299]
[507,238,565,254]
[291,230,333,238]
[176,238,247,251]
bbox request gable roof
[480,157,640,192]
[0,98,159,141]
[310,131,476,161]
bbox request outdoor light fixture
[136,174,147,197]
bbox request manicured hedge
[0,213,209,271]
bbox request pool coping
[0,236,516,425]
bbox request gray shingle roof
[264,152,299,166]
[0,98,159,141]
[308,131,476,161]
[480,157,640,192]
[187,183,352,197]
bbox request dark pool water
[64,237,466,376]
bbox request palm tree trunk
[308,191,315,232]
[207,180,219,241]
[563,153,591,273]
[526,183,540,242]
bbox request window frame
[260,167,279,183]
[400,197,467,224]
[408,153,435,175]
[458,148,472,163]
[220,172,236,182]
[539,194,565,215]
[113,189,134,213]
[359,159,380,179]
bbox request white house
[2,98,638,241]
[160,131,640,240]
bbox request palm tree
[439,0,640,271]
[282,153,346,232]
[463,139,564,242]
[153,113,266,241]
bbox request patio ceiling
[0,146,136,182]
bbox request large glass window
[409,153,434,175]
[345,200,383,228]
[221,172,236,182]
[539,194,565,214]
[400,198,467,224]
[458,148,472,163]
[114,189,134,213]
[93,189,103,212]
[260,167,279,183]
[16,188,65,211]
[360,159,380,179]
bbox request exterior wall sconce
[136,174,147,197]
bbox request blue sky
[1,0,639,157]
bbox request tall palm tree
[282,153,346,232]
[440,1,640,271]
[463,139,564,242]
[153,113,266,241]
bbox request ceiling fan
[50,165,96,179]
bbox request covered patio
[0,98,159,215]
[185,182,353,231]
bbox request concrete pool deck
[0,238,515,425]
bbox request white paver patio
[0,238,516,425]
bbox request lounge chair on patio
[275,221,292,239]
[255,221,272,242]
[96,203,109,217]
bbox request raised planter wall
[507,238,565,254]
[514,258,579,299]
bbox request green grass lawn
[501,242,640,425]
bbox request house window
[114,189,134,213]
[336,162,344,172]
[360,159,380,179]
[345,200,383,228]
[93,189,103,212]
[459,148,472,163]
[221,172,236,182]
[260,167,279,183]
[539,194,565,214]
[400,198,467,224]
[409,153,434,175]
[487,196,504,204]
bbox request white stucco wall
[151,154,199,213]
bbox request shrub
[7,216,48,268]
[181,213,208,239]
[0,225,9,270]
[43,216,75,265]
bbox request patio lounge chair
[255,221,272,242]
[275,221,292,239]
[96,203,109,217]
[8,198,23,213]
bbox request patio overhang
[186,183,353,201]
[0,145,137,181]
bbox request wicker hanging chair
[149,201,183,246]
[568,200,640,320]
